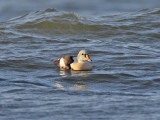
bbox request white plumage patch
[60,58,65,68]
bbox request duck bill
[86,54,92,61]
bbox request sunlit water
[0,8,160,119]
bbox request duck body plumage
[54,55,74,70]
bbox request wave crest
[1,8,160,37]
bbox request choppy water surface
[0,8,160,119]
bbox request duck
[54,50,92,71]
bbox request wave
[0,8,160,37]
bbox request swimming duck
[54,50,92,71]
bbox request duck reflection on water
[54,82,89,90]
[54,70,92,90]
[59,69,92,76]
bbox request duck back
[54,55,74,69]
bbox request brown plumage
[54,55,74,69]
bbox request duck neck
[77,57,85,63]
[78,60,85,63]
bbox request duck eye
[82,53,87,57]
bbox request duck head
[77,50,92,63]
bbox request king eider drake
[54,50,92,71]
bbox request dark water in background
[1,0,160,120]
